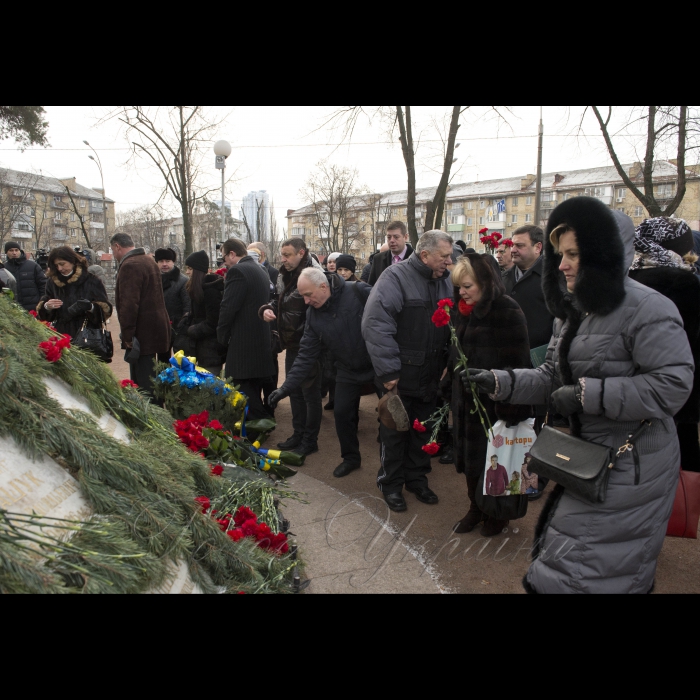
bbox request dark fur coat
[38,264,112,339]
[450,255,532,477]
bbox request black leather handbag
[74,306,113,363]
[529,420,651,504]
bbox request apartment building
[287,160,700,259]
[0,168,116,254]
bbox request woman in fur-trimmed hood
[37,246,112,343]
[467,197,694,594]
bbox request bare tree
[115,205,171,252]
[0,169,40,246]
[106,106,229,256]
[300,161,367,256]
[322,106,479,247]
[590,106,700,217]
[357,191,392,251]
[268,198,281,264]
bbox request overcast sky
[0,106,676,229]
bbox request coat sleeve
[280,317,323,392]
[368,254,383,286]
[583,293,694,421]
[180,278,191,317]
[37,280,56,320]
[34,263,47,297]
[117,263,144,345]
[361,271,403,383]
[492,324,561,407]
[85,276,113,324]
[217,269,246,346]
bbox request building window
[541,192,555,202]
[55,212,62,221]
[525,214,532,222]
[479,216,484,225]
[467,201,473,210]
[18,223,30,231]
[562,193,571,201]
[465,234,472,243]
[511,214,518,223]
[634,206,644,217]
[512,197,519,206]
[292,227,305,237]
[466,217,473,226]
[656,183,674,198]
[479,201,485,209]
[54,195,62,203]
[80,199,86,208]
[70,213,76,222]
[526,196,532,205]
[616,188,626,201]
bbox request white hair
[299,267,328,287]
[327,252,341,262]
[416,230,454,255]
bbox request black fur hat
[154,247,177,262]
[543,196,626,319]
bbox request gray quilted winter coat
[492,199,694,594]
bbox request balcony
[53,232,68,241]
[447,208,464,216]
[485,219,505,229]
[90,222,105,230]
[51,200,68,210]
[447,223,465,232]
[13,230,32,239]
[89,201,104,213]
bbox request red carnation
[241,518,259,538]
[207,419,224,431]
[210,464,224,476]
[458,300,475,317]
[268,532,289,554]
[233,506,257,527]
[227,528,245,542]
[479,227,489,234]
[413,419,427,433]
[437,298,454,309]
[29,310,38,317]
[491,232,502,242]
[431,307,450,328]
[120,379,138,388]
[216,268,227,277]
[55,335,72,349]
[421,442,441,455]
[502,239,514,248]
[194,496,211,513]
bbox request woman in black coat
[173,250,226,376]
[37,246,112,345]
[449,254,532,536]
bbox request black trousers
[232,377,274,421]
[377,394,435,494]
[334,381,362,465]
[286,348,322,446]
[129,353,159,404]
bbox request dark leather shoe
[405,484,439,504]
[527,489,544,501]
[333,461,360,477]
[292,443,319,457]
[277,434,302,450]
[383,492,407,512]
[438,447,454,464]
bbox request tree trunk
[396,106,418,247]
[431,106,461,231]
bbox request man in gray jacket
[362,230,454,512]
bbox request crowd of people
[3,195,699,594]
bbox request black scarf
[161,266,181,291]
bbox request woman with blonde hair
[448,253,531,537]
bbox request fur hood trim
[543,197,633,319]
[49,264,86,288]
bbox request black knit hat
[185,250,209,273]
[335,254,356,273]
[154,247,177,262]
[4,241,21,253]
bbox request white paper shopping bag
[483,419,538,497]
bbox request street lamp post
[213,140,231,247]
[83,140,108,249]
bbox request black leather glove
[267,388,288,410]
[460,368,496,394]
[67,299,93,316]
[551,383,583,417]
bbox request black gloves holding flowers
[460,368,496,394]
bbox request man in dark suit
[502,224,554,499]
[368,221,414,285]
[502,225,554,350]
[217,238,275,420]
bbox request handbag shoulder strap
[616,420,652,485]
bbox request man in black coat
[259,238,325,455]
[368,221,414,285]
[502,225,554,350]
[502,224,555,499]
[155,247,190,365]
[217,238,275,421]
[4,241,46,311]
[268,269,374,475]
